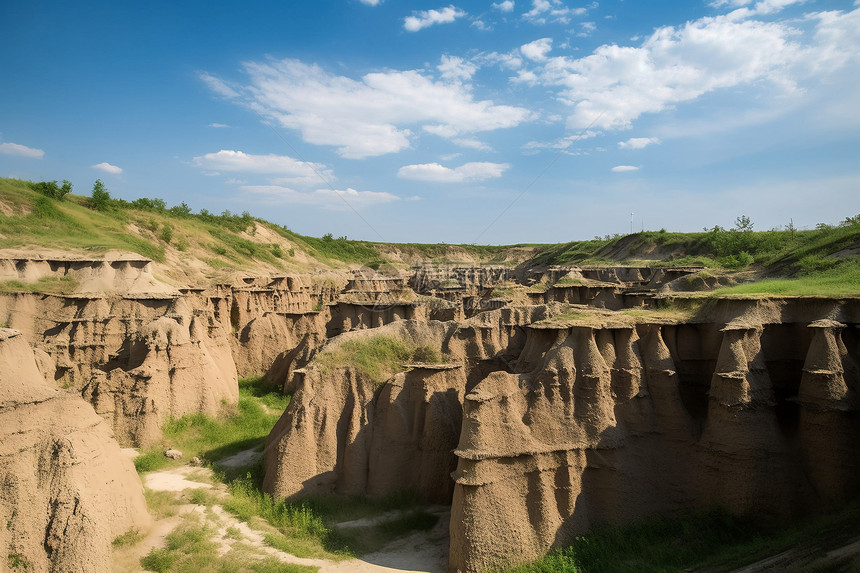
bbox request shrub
[30,179,72,200]
[160,223,173,244]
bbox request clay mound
[0,328,150,572]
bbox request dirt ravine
[121,460,447,573]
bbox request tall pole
[630,212,634,234]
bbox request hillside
[2,177,859,296]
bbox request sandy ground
[115,459,448,573]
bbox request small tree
[734,215,754,232]
[91,179,111,211]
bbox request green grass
[712,259,860,297]
[0,275,78,294]
[315,335,414,385]
[112,528,145,547]
[140,519,316,573]
[134,378,289,473]
[505,498,860,573]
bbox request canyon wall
[0,328,150,572]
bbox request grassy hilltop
[1,177,858,295]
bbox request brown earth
[0,328,150,573]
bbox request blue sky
[1,0,858,244]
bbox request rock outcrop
[448,300,860,571]
[0,328,150,572]
[82,314,239,446]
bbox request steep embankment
[0,328,150,573]
[261,297,860,572]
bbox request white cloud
[452,137,492,151]
[578,21,596,37]
[521,38,553,61]
[438,55,477,82]
[360,0,382,5]
[522,131,599,150]
[710,0,804,16]
[192,150,332,186]
[404,6,467,32]
[198,71,240,98]
[92,162,123,174]
[612,165,639,172]
[518,6,860,131]
[209,123,230,128]
[524,0,586,24]
[0,142,44,158]
[397,161,509,182]
[217,58,532,158]
[618,137,661,149]
[241,185,398,207]
[493,1,515,12]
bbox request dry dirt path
[115,461,448,573]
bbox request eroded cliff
[0,328,150,572]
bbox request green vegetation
[712,258,860,297]
[2,177,859,295]
[7,552,31,570]
[140,518,315,573]
[315,335,432,384]
[134,374,439,569]
[30,179,72,200]
[134,377,289,473]
[0,275,78,294]
[506,499,860,573]
[112,528,144,547]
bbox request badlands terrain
[1,177,859,572]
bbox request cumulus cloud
[397,161,509,182]
[208,58,532,159]
[493,1,515,12]
[404,6,467,32]
[516,6,860,131]
[524,0,586,24]
[92,162,123,174]
[612,165,639,172]
[0,142,44,158]
[192,150,332,186]
[521,38,553,61]
[241,185,398,207]
[618,137,661,149]
[360,0,382,5]
[438,55,477,82]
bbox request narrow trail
[119,459,448,573]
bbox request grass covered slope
[2,177,859,295]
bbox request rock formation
[0,328,150,572]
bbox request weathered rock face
[448,300,860,572]
[82,314,239,446]
[263,320,466,502]
[0,328,150,573]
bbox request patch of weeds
[316,336,418,385]
[7,552,31,570]
[135,449,169,473]
[113,528,144,547]
[144,489,180,519]
[411,345,442,363]
[238,376,291,412]
[222,476,339,559]
[187,488,213,506]
[225,526,242,540]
